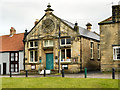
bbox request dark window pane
[66,49,71,59]
[66,38,71,44]
[61,39,65,45]
[91,42,93,48]
[61,49,65,60]
[30,42,33,47]
[30,51,33,62]
[35,41,38,47]
[35,51,38,62]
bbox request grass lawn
[1,77,119,88]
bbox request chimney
[10,27,16,36]
[34,19,39,25]
[112,4,120,23]
[74,22,79,33]
[86,23,92,31]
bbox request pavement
[0,71,119,79]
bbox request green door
[46,53,54,70]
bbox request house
[23,4,100,73]
[0,27,24,74]
[98,3,120,71]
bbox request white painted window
[113,46,120,60]
[44,40,53,47]
[90,42,94,59]
[30,50,38,63]
[29,41,38,48]
[98,44,100,59]
[60,38,71,46]
[61,49,71,62]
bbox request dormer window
[60,38,71,46]
[29,41,38,48]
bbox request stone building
[0,27,24,74]
[23,4,100,73]
[98,4,120,71]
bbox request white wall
[19,51,24,72]
[0,51,24,75]
[0,52,9,74]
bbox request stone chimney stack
[86,23,92,31]
[74,22,79,33]
[10,27,16,36]
[112,4,120,23]
[34,19,39,25]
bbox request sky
[0,0,120,36]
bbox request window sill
[28,47,38,50]
[97,59,100,61]
[113,59,120,61]
[29,62,38,64]
[90,58,94,60]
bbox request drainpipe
[80,37,82,71]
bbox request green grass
[1,77,119,88]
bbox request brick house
[98,4,120,71]
[23,4,100,73]
[0,27,24,74]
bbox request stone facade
[24,4,100,73]
[99,5,120,71]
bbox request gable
[25,13,78,41]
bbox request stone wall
[100,23,120,71]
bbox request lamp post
[58,21,61,73]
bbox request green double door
[46,53,54,70]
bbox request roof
[0,33,24,52]
[62,19,100,41]
[98,16,113,24]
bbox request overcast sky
[0,0,120,36]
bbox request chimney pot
[86,23,92,31]
[10,27,16,36]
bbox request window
[60,38,71,46]
[113,46,120,60]
[10,52,19,72]
[61,39,65,45]
[90,42,94,59]
[10,52,18,61]
[29,41,38,48]
[98,44,100,59]
[30,42,33,47]
[30,51,34,62]
[44,40,53,47]
[66,38,71,44]
[35,41,38,47]
[61,49,71,62]
[30,50,38,62]
[11,64,18,72]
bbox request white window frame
[113,46,120,60]
[98,44,100,59]
[29,50,38,63]
[29,41,38,48]
[90,41,94,59]
[60,38,71,46]
[60,49,71,62]
[44,40,54,47]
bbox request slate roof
[0,33,24,52]
[99,16,112,24]
[62,19,100,41]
